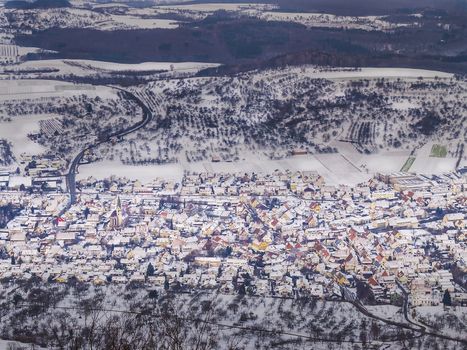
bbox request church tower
[108,196,124,229]
[116,196,123,227]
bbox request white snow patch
[0,114,48,159]
[1,59,220,76]
[77,160,185,183]
[0,339,46,350]
[107,15,179,29]
[392,100,419,110]
[78,153,372,186]
[0,79,115,100]
[155,3,270,12]
[411,142,457,174]
[300,67,453,80]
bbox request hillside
[86,67,465,169]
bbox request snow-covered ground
[0,339,46,350]
[153,3,273,12]
[77,160,185,183]
[1,66,462,183]
[366,304,406,323]
[0,114,48,159]
[410,142,458,174]
[76,152,387,186]
[1,59,220,77]
[392,100,420,110]
[71,60,219,73]
[102,14,179,30]
[77,153,369,185]
[255,11,411,32]
[76,62,460,186]
[0,79,115,100]
[0,79,126,166]
[270,66,453,81]
[334,141,411,172]
[78,139,460,186]
[322,140,457,177]
[414,305,467,338]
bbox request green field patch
[401,156,415,172]
[430,144,447,158]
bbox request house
[411,287,438,306]
[56,232,76,244]
[194,257,222,267]
[443,213,464,228]
[368,276,382,296]
[8,176,32,190]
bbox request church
[107,196,125,229]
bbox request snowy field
[77,153,368,185]
[0,339,46,350]
[256,11,409,31]
[1,59,220,77]
[78,140,459,186]
[414,305,467,338]
[0,79,115,100]
[77,153,387,186]
[0,79,123,164]
[77,160,185,183]
[89,2,129,9]
[333,141,411,172]
[1,64,450,85]
[73,60,219,72]
[410,142,458,174]
[103,14,179,29]
[265,66,454,81]
[146,3,412,33]
[366,304,406,324]
[0,114,48,159]
[392,100,420,110]
[327,141,457,176]
[153,3,273,12]
[16,45,44,56]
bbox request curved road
[65,88,154,208]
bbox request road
[396,281,429,332]
[65,88,154,208]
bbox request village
[0,167,466,310]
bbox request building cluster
[0,170,466,307]
[0,154,67,192]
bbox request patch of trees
[0,203,22,229]
[0,139,15,166]
[411,111,443,136]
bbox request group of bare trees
[1,276,465,350]
[0,139,14,166]
[104,72,467,166]
[1,287,223,350]
[4,92,140,163]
